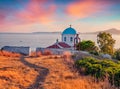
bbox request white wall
[36,47,75,55]
[1,46,30,55]
[62,34,75,46]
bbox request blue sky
[0,0,120,33]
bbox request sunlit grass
[0,50,21,57]
[0,56,38,89]
[0,52,116,89]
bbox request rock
[100,54,112,59]
[73,51,91,60]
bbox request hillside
[103,28,120,34]
[84,28,120,34]
[0,55,115,89]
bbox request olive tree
[97,32,115,55]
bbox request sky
[0,0,120,33]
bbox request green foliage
[100,60,117,67]
[97,32,116,55]
[114,70,120,87]
[76,40,98,52]
[114,49,120,60]
[89,51,99,55]
[88,64,105,80]
[75,57,120,87]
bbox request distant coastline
[0,28,120,35]
[0,32,61,34]
[32,32,61,34]
[82,28,120,35]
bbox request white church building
[47,25,80,49]
[36,25,81,54]
[62,25,77,46]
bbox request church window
[70,37,73,42]
[64,37,66,42]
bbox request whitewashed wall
[36,47,82,55]
[1,46,30,55]
[62,34,75,46]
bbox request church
[47,25,80,50]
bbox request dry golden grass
[43,49,53,55]
[0,54,116,89]
[0,56,38,89]
[0,50,21,57]
[29,50,51,57]
[26,55,115,89]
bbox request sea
[0,33,120,51]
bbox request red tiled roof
[58,42,71,48]
[47,42,71,49]
[47,44,60,49]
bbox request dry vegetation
[0,51,117,89]
[27,55,114,89]
[0,56,38,89]
[0,50,21,57]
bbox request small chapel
[47,25,80,50]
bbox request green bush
[99,60,117,67]
[114,70,120,87]
[114,49,120,60]
[76,40,98,52]
[75,57,120,87]
[89,51,99,56]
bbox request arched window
[64,37,66,42]
[70,37,73,42]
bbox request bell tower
[74,34,80,49]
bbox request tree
[97,32,115,55]
[76,40,97,52]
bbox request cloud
[16,0,56,24]
[65,0,111,18]
[0,0,56,27]
[0,0,120,32]
[0,11,6,24]
[0,0,26,25]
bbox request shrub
[88,64,105,80]
[76,40,98,52]
[89,51,99,56]
[99,60,116,68]
[75,57,120,87]
[43,50,52,55]
[36,51,42,57]
[114,69,120,87]
[114,49,120,60]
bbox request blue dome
[62,27,76,35]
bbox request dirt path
[0,55,114,89]
[19,56,92,89]
[23,56,89,89]
[19,55,111,89]
[20,56,49,89]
